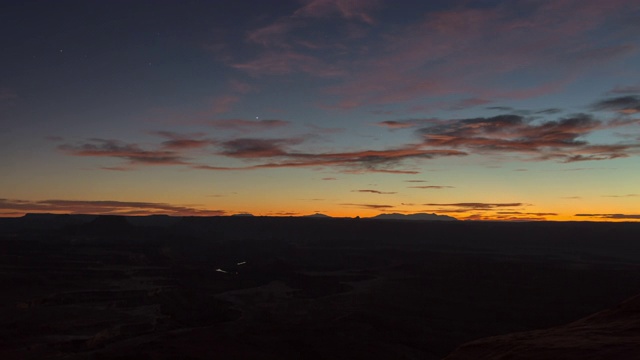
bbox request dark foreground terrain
[1,214,639,359]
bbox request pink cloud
[152,131,214,149]
[609,84,640,94]
[247,21,293,47]
[195,140,465,174]
[293,0,381,24]
[233,51,344,77]
[326,0,640,109]
[59,139,190,166]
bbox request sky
[1,0,639,221]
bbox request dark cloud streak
[0,199,224,216]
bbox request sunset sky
[1,0,639,220]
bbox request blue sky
[1,0,639,220]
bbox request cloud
[352,189,396,194]
[59,139,189,166]
[496,211,558,216]
[245,0,380,49]
[233,51,345,77]
[608,84,640,94]
[71,135,458,174]
[325,1,639,109]
[0,199,224,216]
[204,139,465,173]
[535,108,563,115]
[592,95,640,114]
[376,120,418,129]
[218,138,302,158]
[231,0,383,78]
[409,186,454,189]
[575,213,640,219]
[416,114,637,162]
[152,131,214,149]
[342,168,420,174]
[293,0,381,24]
[404,180,428,183]
[448,97,491,110]
[208,119,291,131]
[462,214,550,221]
[340,203,394,209]
[602,194,639,197]
[424,202,525,210]
[322,177,337,180]
[247,20,294,47]
[255,0,379,43]
[487,106,514,112]
[375,119,443,129]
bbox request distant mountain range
[303,213,331,218]
[303,212,457,221]
[13,212,457,224]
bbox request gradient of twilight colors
[1,0,639,221]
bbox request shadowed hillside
[444,293,640,359]
[0,215,639,359]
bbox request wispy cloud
[218,137,303,158]
[59,139,189,166]
[205,140,466,173]
[0,199,224,216]
[496,211,558,216]
[245,0,380,48]
[462,214,551,221]
[152,131,214,149]
[575,213,640,220]
[448,97,491,110]
[233,51,345,77]
[293,0,381,24]
[352,189,396,195]
[208,95,240,115]
[608,84,640,95]
[208,119,291,132]
[327,1,639,109]
[375,119,441,129]
[602,194,639,198]
[424,202,525,210]
[340,203,394,209]
[592,95,640,114]
[409,186,454,189]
